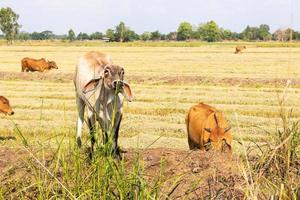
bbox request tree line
[0,7,299,43]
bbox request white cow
[74,51,133,160]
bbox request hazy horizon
[0,0,299,35]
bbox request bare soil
[0,71,299,87]
[0,146,245,199]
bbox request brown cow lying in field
[21,57,58,72]
[186,103,232,152]
[235,45,246,54]
[0,96,14,115]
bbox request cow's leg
[76,96,85,148]
[87,109,96,159]
[188,136,197,150]
[112,114,122,160]
[98,115,108,145]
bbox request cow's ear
[123,82,133,102]
[83,78,101,94]
[204,128,212,133]
[224,126,231,133]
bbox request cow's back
[235,45,245,53]
[74,51,112,90]
[21,57,47,71]
[187,103,216,144]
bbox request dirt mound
[0,147,244,199]
[125,148,244,199]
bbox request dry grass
[0,43,299,149]
[0,41,300,199]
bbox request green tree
[166,32,177,40]
[241,25,259,40]
[127,30,139,41]
[105,28,116,42]
[258,24,271,40]
[67,29,76,41]
[197,21,222,42]
[77,32,90,40]
[17,31,31,41]
[40,30,54,40]
[221,29,232,40]
[140,31,151,41]
[115,22,127,42]
[150,30,161,40]
[0,7,21,44]
[90,32,103,40]
[177,22,192,41]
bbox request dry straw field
[0,41,300,199]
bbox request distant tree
[197,21,222,42]
[241,26,259,40]
[140,31,151,41]
[77,32,89,40]
[258,24,271,40]
[292,30,300,40]
[17,31,31,41]
[150,30,161,40]
[115,22,128,42]
[89,32,103,40]
[40,30,54,40]
[166,32,177,40]
[160,34,166,40]
[67,29,76,41]
[127,30,139,41]
[177,22,192,41]
[221,29,232,40]
[31,32,42,40]
[0,7,21,44]
[105,28,116,42]
[114,22,138,42]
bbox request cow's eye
[104,69,109,77]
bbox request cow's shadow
[0,136,16,141]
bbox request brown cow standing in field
[186,103,232,152]
[21,57,58,72]
[0,96,14,115]
[235,45,246,54]
[74,51,133,160]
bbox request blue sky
[0,0,299,34]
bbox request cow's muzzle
[112,80,124,90]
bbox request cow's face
[204,126,231,152]
[83,65,133,101]
[103,65,133,101]
[103,65,124,90]
[0,96,14,116]
[48,61,58,69]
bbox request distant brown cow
[186,103,232,152]
[235,45,246,54]
[21,57,58,72]
[0,96,14,115]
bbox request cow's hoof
[114,148,122,161]
[114,153,122,161]
[76,137,82,148]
